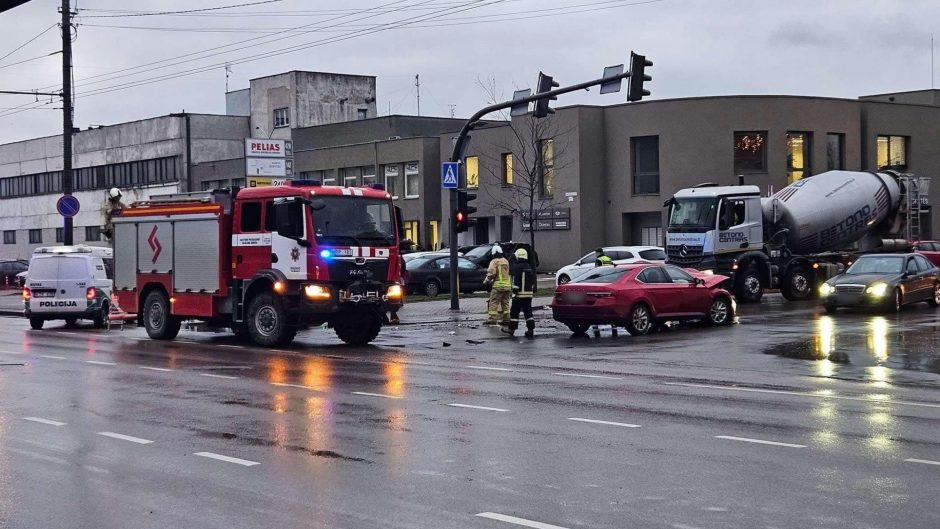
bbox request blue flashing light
[319,249,332,259]
[368,183,386,191]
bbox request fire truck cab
[111,181,404,346]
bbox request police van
[23,245,113,330]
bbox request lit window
[465,156,479,189]
[539,139,554,197]
[502,153,513,185]
[826,133,845,171]
[404,162,420,198]
[786,132,812,183]
[733,131,767,174]
[274,108,289,128]
[403,220,419,244]
[877,135,908,170]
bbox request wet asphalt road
[1,296,939,529]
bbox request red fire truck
[110,181,404,346]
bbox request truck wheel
[626,303,652,336]
[334,309,382,346]
[782,266,814,301]
[734,264,763,303]
[231,323,250,341]
[247,293,292,347]
[93,302,109,329]
[144,291,181,340]
[423,280,441,298]
[707,296,733,326]
[29,317,44,330]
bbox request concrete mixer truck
[664,170,930,302]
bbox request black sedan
[405,255,488,297]
[819,253,940,313]
[0,259,28,288]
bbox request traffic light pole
[447,69,633,310]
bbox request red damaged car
[551,264,735,335]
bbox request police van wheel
[334,309,382,346]
[65,317,78,327]
[247,293,290,347]
[29,317,44,330]
[144,291,181,340]
[93,303,109,329]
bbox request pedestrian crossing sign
[442,162,459,189]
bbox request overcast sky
[0,0,937,145]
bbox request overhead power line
[77,0,285,18]
[0,23,58,63]
[0,50,60,70]
[76,1,493,17]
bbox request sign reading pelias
[245,138,287,158]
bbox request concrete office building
[290,90,940,270]
[0,70,377,260]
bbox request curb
[0,310,22,317]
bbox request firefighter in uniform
[502,248,537,338]
[594,247,613,267]
[483,245,511,325]
[102,187,126,240]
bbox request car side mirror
[695,278,705,286]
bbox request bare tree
[473,77,573,253]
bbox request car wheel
[734,264,763,303]
[707,296,732,326]
[626,303,652,335]
[423,280,441,298]
[29,317,44,330]
[928,283,940,308]
[557,274,571,285]
[781,266,814,301]
[93,302,109,329]
[566,323,589,335]
[144,290,181,340]
[888,288,902,313]
[824,303,837,314]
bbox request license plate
[33,291,55,298]
[563,292,586,304]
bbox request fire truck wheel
[247,293,291,347]
[231,323,250,341]
[144,290,181,340]
[334,309,382,346]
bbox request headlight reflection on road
[267,357,288,384]
[302,357,333,392]
[867,317,889,362]
[384,361,407,398]
[815,316,835,356]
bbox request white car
[554,246,666,285]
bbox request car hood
[828,273,900,286]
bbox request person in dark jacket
[502,248,537,338]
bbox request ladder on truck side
[899,175,930,242]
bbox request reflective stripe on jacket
[487,257,511,291]
[511,261,536,298]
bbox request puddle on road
[764,315,940,376]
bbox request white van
[23,245,113,330]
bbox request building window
[632,135,660,195]
[826,133,845,171]
[539,139,554,197]
[85,226,101,242]
[273,108,289,128]
[641,226,663,247]
[501,153,513,185]
[733,131,767,174]
[55,227,64,243]
[429,220,440,250]
[357,108,368,120]
[320,170,336,186]
[3,230,15,244]
[877,135,908,171]
[232,178,246,188]
[786,132,812,183]
[404,162,420,198]
[28,229,42,244]
[403,220,419,244]
[341,166,361,187]
[384,164,401,199]
[465,156,479,189]
[361,166,377,187]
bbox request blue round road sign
[56,195,81,218]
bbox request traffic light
[455,190,478,233]
[533,72,559,118]
[627,51,653,102]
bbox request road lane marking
[664,381,940,409]
[352,391,402,399]
[194,452,259,467]
[55,331,78,335]
[98,432,154,444]
[24,417,66,426]
[200,373,238,380]
[86,360,116,366]
[218,344,245,349]
[905,458,940,466]
[715,435,805,448]
[466,365,513,372]
[38,355,65,360]
[447,403,509,412]
[476,512,570,529]
[272,382,317,390]
[568,417,641,428]
[0,350,23,355]
[552,372,622,380]
[138,366,172,372]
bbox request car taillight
[86,287,96,300]
[22,288,31,301]
[587,292,612,298]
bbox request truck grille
[666,245,704,266]
[835,284,865,294]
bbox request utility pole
[415,74,420,116]
[225,63,232,92]
[448,104,456,118]
[60,0,74,245]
